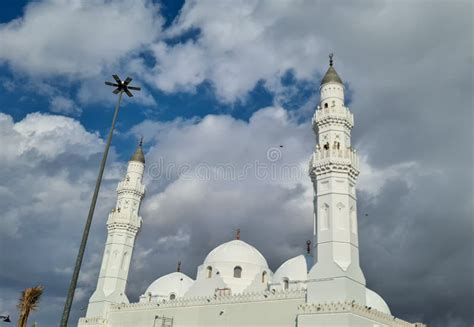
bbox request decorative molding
[109,289,306,312]
[309,149,359,180]
[297,301,425,327]
[313,107,354,129]
[78,317,107,325]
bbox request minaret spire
[306,58,366,305]
[85,145,146,318]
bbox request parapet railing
[310,148,359,169]
[298,301,425,327]
[78,316,107,325]
[110,289,306,312]
[116,180,145,195]
[313,107,354,127]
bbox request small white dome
[204,240,268,268]
[273,255,308,283]
[145,272,193,298]
[365,288,391,314]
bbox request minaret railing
[313,107,354,127]
[310,148,359,169]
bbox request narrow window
[121,252,129,270]
[233,266,242,278]
[112,250,119,268]
[283,278,289,290]
[320,203,330,230]
[207,266,212,278]
[261,271,267,283]
[324,103,328,108]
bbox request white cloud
[0,112,101,161]
[0,112,107,237]
[0,111,121,324]
[0,0,162,77]
[49,95,82,116]
[144,0,324,102]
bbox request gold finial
[177,261,181,272]
[139,136,143,147]
[235,228,241,240]
[329,53,334,66]
[306,240,311,254]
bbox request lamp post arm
[60,91,124,327]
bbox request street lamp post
[60,75,141,327]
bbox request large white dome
[273,255,308,283]
[204,240,268,268]
[145,272,193,299]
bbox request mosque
[78,58,425,327]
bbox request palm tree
[17,285,44,327]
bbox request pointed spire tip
[130,138,145,163]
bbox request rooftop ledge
[109,289,306,311]
[298,301,426,327]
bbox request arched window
[283,278,289,290]
[233,266,242,278]
[261,271,267,283]
[206,266,212,278]
[169,293,176,300]
[324,103,328,108]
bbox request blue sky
[0,0,288,161]
[0,1,472,326]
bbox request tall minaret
[86,141,146,318]
[306,55,366,304]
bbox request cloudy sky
[0,0,472,326]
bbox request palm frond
[17,285,44,327]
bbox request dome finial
[130,138,145,163]
[306,240,311,254]
[235,228,241,240]
[321,54,343,85]
[177,261,181,272]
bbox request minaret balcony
[106,211,142,230]
[116,181,145,196]
[312,106,354,129]
[309,148,359,178]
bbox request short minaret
[86,141,146,318]
[307,55,366,304]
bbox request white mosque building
[78,58,425,327]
